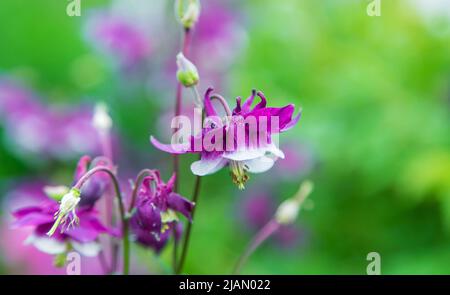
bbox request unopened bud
[176,52,199,87]
[92,102,112,134]
[175,0,201,29]
[275,180,313,225]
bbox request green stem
[74,166,130,275]
[172,227,178,273]
[232,220,280,274]
[176,174,202,274]
[174,28,191,193]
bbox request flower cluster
[8,0,307,276]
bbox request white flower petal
[191,157,228,176]
[243,156,275,173]
[26,235,67,255]
[265,143,285,159]
[223,149,265,161]
[72,241,101,257]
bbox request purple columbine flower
[150,88,301,189]
[11,155,117,258]
[11,190,115,258]
[129,171,194,253]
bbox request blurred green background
[0,0,449,274]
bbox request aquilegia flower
[150,88,301,189]
[11,186,115,258]
[130,171,194,253]
[12,155,115,255]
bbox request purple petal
[150,135,192,154]
[12,212,54,228]
[253,91,267,111]
[12,206,43,218]
[167,193,195,221]
[203,87,217,116]
[280,110,302,132]
[241,89,256,113]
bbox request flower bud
[275,180,313,225]
[175,0,201,29]
[176,52,199,87]
[92,102,112,134]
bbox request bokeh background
[0,0,449,274]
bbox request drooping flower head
[11,186,115,260]
[130,171,194,253]
[151,88,301,189]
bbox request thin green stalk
[74,167,130,275]
[176,174,201,274]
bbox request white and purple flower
[11,156,116,257]
[151,88,301,189]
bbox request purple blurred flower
[192,0,247,87]
[240,192,306,249]
[85,12,151,70]
[130,171,193,253]
[151,88,301,189]
[1,183,108,274]
[274,141,314,180]
[0,79,100,161]
[241,193,275,230]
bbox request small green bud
[175,0,201,29]
[53,252,67,268]
[176,52,199,87]
[275,180,313,225]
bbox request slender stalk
[172,27,192,273]
[232,220,280,275]
[176,174,201,274]
[176,84,204,274]
[74,167,130,275]
[97,248,109,275]
[173,27,192,192]
[232,181,314,274]
[172,227,178,273]
[97,129,116,273]
[190,86,204,109]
